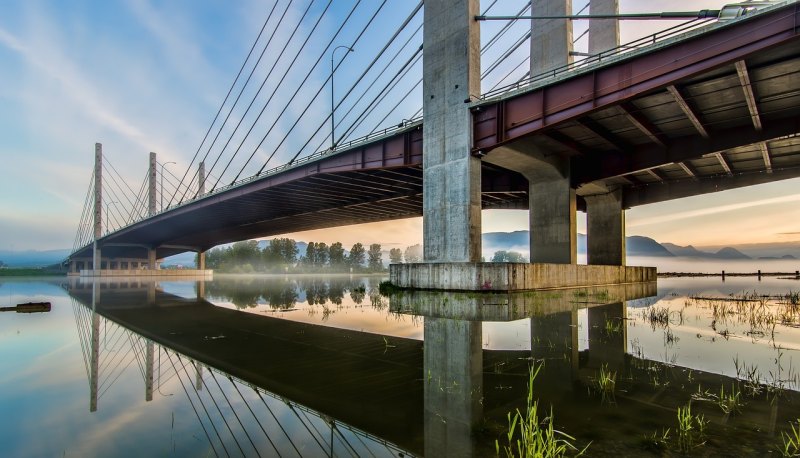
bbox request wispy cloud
[629,194,800,228]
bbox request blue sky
[1,0,798,252]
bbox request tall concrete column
[198,161,206,196]
[531,170,577,264]
[422,0,482,263]
[589,0,620,55]
[424,318,482,457]
[148,248,158,270]
[531,0,573,74]
[148,152,157,217]
[197,252,206,270]
[586,189,625,266]
[93,143,103,272]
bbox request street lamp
[160,161,176,211]
[330,45,354,150]
[105,201,118,235]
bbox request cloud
[629,194,800,228]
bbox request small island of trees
[204,239,424,274]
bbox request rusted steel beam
[473,4,800,153]
[667,85,709,139]
[574,116,800,184]
[618,103,667,148]
[735,60,763,132]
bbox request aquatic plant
[778,419,800,457]
[640,428,671,453]
[642,305,670,330]
[717,384,745,415]
[496,362,588,457]
[676,402,707,453]
[592,363,616,404]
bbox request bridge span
[69,0,800,283]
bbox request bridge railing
[480,12,744,101]
[192,116,423,201]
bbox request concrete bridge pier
[585,189,626,266]
[422,0,482,263]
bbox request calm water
[2,274,800,457]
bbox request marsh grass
[496,362,588,457]
[779,419,800,457]
[676,402,707,453]
[591,363,617,404]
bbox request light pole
[160,161,176,211]
[105,201,118,235]
[330,45,354,150]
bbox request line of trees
[204,239,425,273]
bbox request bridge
[67,0,800,288]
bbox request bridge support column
[145,341,154,402]
[197,251,205,270]
[530,169,577,264]
[589,0,620,55]
[422,0,482,263]
[586,189,626,266]
[147,249,158,270]
[149,152,157,216]
[531,0,573,74]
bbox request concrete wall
[391,262,656,291]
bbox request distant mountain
[662,243,707,257]
[0,249,70,268]
[481,232,674,257]
[627,236,675,257]
[661,243,751,259]
[758,254,797,260]
[713,247,751,260]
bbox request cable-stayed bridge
[67,1,800,283]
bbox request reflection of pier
[67,278,800,455]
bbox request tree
[348,243,366,269]
[368,243,383,271]
[329,242,346,270]
[491,250,528,263]
[404,244,422,263]
[314,242,329,267]
[266,238,298,267]
[389,248,403,264]
[304,242,317,267]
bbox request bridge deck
[72,2,800,262]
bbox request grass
[496,362,588,457]
[676,402,707,453]
[779,419,800,457]
[0,268,65,277]
[592,363,617,404]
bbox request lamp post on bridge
[160,161,176,212]
[330,45,354,151]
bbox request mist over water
[628,256,800,274]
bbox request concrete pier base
[390,262,655,292]
[78,269,213,278]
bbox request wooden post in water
[722,270,725,281]
[758,269,762,281]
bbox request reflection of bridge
[68,1,800,288]
[66,277,800,455]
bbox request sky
[0,0,798,253]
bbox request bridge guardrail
[479,0,796,102]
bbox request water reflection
[54,276,800,456]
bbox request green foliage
[403,244,422,263]
[389,248,403,264]
[349,243,366,269]
[496,362,588,457]
[367,243,383,272]
[329,242,346,267]
[779,419,800,457]
[491,250,528,263]
[676,402,707,453]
